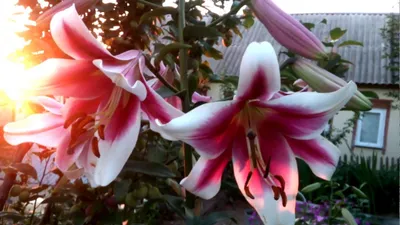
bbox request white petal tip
[132,81,147,101]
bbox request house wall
[207,84,400,168]
[332,87,399,168]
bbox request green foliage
[330,27,347,40]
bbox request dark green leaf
[184,26,222,39]
[204,47,223,60]
[188,73,199,100]
[163,195,186,219]
[12,163,37,179]
[123,160,176,178]
[96,3,115,12]
[232,26,242,38]
[30,185,50,194]
[202,211,238,225]
[302,22,315,31]
[339,59,354,65]
[139,7,178,24]
[114,179,132,202]
[320,18,327,24]
[330,27,347,40]
[0,212,25,221]
[322,41,334,47]
[154,43,192,66]
[338,40,363,47]
[361,91,379,99]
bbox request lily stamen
[91,137,100,158]
[244,171,255,199]
[64,112,87,128]
[98,125,105,140]
[274,175,285,190]
[271,185,280,200]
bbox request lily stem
[178,0,195,209]
[208,0,251,27]
[144,56,179,93]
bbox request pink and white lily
[4,5,182,186]
[156,42,356,224]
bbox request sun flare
[0,0,33,103]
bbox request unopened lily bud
[292,59,372,111]
[251,0,327,60]
[36,0,100,28]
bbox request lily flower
[156,42,356,224]
[251,0,327,60]
[292,59,372,111]
[4,5,182,186]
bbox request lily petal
[29,96,63,115]
[191,92,212,103]
[255,81,356,139]
[232,130,279,225]
[94,95,141,186]
[50,5,114,60]
[3,113,66,147]
[156,101,241,159]
[24,59,113,99]
[233,128,298,225]
[257,128,298,225]
[93,59,147,100]
[236,42,280,101]
[287,136,340,180]
[55,133,86,171]
[62,97,103,121]
[142,79,184,132]
[180,150,231,200]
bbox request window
[354,109,387,148]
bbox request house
[207,13,400,168]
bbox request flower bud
[292,59,372,111]
[251,0,327,60]
[36,0,100,28]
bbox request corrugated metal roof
[208,13,397,85]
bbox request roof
[208,13,397,85]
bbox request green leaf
[341,208,358,225]
[163,195,186,219]
[243,16,254,29]
[188,73,199,101]
[320,18,327,24]
[123,160,176,178]
[338,40,363,47]
[202,211,238,225]
[154,43,192,66]
[302,22,315,31]
[232,26,242,38]
[40,195,72,205]
[30,185,50,194]
[359,182,367,190]
[322,41,334,47]
[339,59,354,65]
[361,91,379,99]
[114,179,132,202]
[139,7,178,24]
[184,26,222,39]
[334,190,345,199]
[351,186,368,199]
[0,212,24,222]
[204,47,223,60]
[330,27,347,40]
[301,182,321,193]
[12,163,37,180]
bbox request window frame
[354,108,387,148]
[352,99,392,152]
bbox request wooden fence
[339,154,400,170]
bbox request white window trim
[354,108,387,149]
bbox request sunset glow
[0,1,33,102]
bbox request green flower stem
[178,0,195,208]
[208,0,251,27]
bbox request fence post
[385,157,389,170]
[380,157,384,170]
[367,156,371,168]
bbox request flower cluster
[2,1,371,224]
